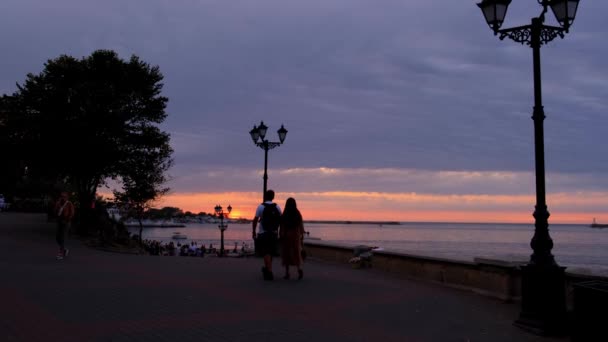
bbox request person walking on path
[279,197,305,280]
[54,191,75,260]
[252,190,282,280]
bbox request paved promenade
[0,213,564,341]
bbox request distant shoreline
[303,220,401,225]
[124,224,186,228]
[121,218,589,226]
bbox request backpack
[261,203,281,233]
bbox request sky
[1,0,607,223]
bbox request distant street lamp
[214,204,232,257]
[249,121,288,202]
[476,0,580,335]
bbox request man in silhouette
[252,189,282,280]
[55,191,75,260]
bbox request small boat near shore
[172,232,188,240]
[590,218,608,228]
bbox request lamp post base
[220,230,225,257]
[515,264,568,336]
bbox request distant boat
[590,218,608,228]
[172,232,188,240]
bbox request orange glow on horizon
[98,190,608,224]
[227,209,242,219]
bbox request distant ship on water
[590,218,608,228]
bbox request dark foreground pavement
[0,213,565,342]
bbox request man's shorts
[256,233,278,257]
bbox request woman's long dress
[280,221,304,267]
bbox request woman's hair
[281,197,302,228]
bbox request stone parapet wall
[304,240,606,305]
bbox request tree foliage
[1,50,173,231]
[113,146,171,243]
[143,207,184,220]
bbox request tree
[0,95,31,199]
[1,50,172,232]
[113,147,171,244]
[157,207,183,219]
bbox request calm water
[129,222,608,275]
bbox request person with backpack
[252,189,282,280]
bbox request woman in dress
[279,197,305,280]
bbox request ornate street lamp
[214,204,232,257]
[476,0,580,335]
[477,0,511,32]
[249,121,288,202]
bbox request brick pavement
[0,213,565,342]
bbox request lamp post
[249,121,288,202]
[476,0,579,335]
[214,204,232,257]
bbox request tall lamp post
[476,0,579,335]
[249,121,288,202]
[214,204,232,257]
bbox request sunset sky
[2,1,607,223]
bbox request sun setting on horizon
[99,190,608,225]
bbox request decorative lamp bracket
[498,24,564,46]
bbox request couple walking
[252,190,305,281]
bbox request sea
[128,222,608,276]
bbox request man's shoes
[56,254,64,260]
[64,249,69,258]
